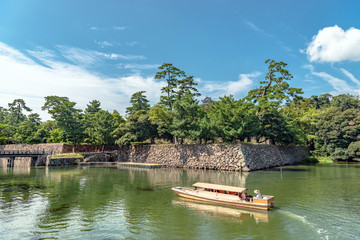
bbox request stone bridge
[0,144,119,168]
[0,150,52,168]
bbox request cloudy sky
[1,0,360,120]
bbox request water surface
[0,163,359,239]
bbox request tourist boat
[172,182,274,211]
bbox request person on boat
[241,192,246,200]
[254,190,262,199]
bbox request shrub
[330,148,348,161]
[347,141,360,161]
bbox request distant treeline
[1,60,360,161]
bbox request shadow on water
[48,203,71,213]
[136,187,154,191]
[0,183,47,192]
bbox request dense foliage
[1,60,360,160]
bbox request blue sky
[1,0,360,120]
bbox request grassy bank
[51,154,84,159]
[300,156,332,164]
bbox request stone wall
[0,144,65,154]
[117,144,309,171]
[62,144,119,153]
[47,157,83,166]
[0,143,308,171]
[239,145,309,171]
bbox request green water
[0,163,359,240]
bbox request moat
[1,162,359,239]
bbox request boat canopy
[192,182,248,193]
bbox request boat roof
[192,182,248,193]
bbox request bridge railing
[0,149,52,156]
[0,149,117,156]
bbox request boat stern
[253,195,275,209]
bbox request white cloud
[113,26,129,31]
[125,41,139,47]
[57,45,101,67]
[200,72,260,98]
[95,41,114,48]
[90,26,129,31]
[305,64,360,96]
[0,42,34,65]
[311,71,358,95]
[121,63,160,70]
[44,45,147,67]
[104,53,146,60]
[307,25,360,62]
[244,20,265,34]
[340,68,360,87]
[243,20,275,38]
[0,42,165,121]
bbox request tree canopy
[1,60,360,161]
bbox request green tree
[281,98,321,148]
[148,105,173,141]
[115,110,157,145]
[33,120,59,143]
[114,92,157,145]
[111,110,126,126]
[309,94,332,109]
[347,141,360,161]
[126,91,150,116]
[7,99,32,125]
[85,100,102,114]
[171,92,200,144]
[176,75,200,99]
[330,94,360,111]
[48,128,65,143]
[193,106,216,144]
[257,110,300,145]
[0,124,14,144]
[153,63,201,143]
[315,107,360,157]
[246,59,303,114]
[155,63,186,110]
[14,113,41,143]
[209,96,259,142]
[84,110,116,149]
[42,96,84,150]
[0,107,9,124]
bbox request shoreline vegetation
[51,154,84,159]
[1,60,360,162]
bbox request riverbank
[0,143,309,171]
[117,144,308,171]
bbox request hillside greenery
[1,60,360,161]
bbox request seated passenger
[241,192,246,200]
[254,190,262,199]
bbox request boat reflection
[172,197,269,223]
